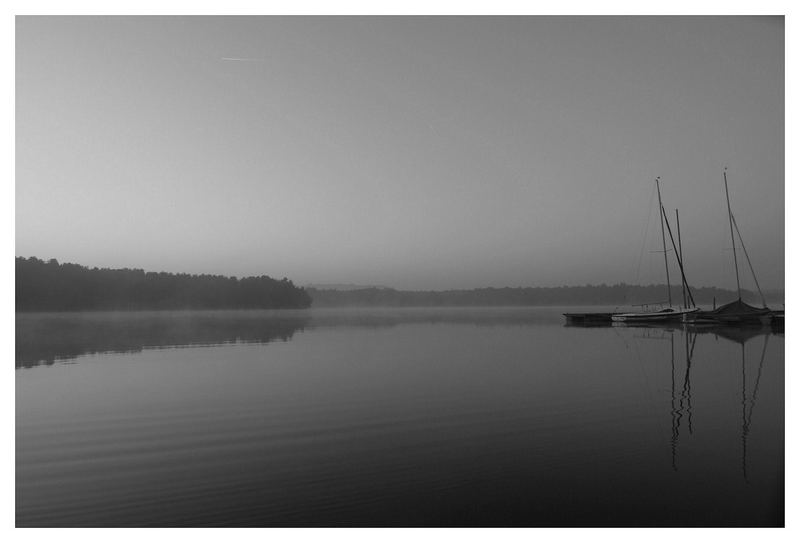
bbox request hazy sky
[16,16,784,290]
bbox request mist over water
[16,308,783,526]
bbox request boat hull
[611,308,699,323]
[687,312,771,325]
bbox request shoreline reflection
[16,307,571,369]
[16,311,311,368]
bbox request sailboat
[688,169,772,326]
[613,177,699,323]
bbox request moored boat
[691,169,775,326]
[687,299,771,325]
[564,177,698,325]
[612,306,699,323]
[612,177,697,323]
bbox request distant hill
[16,257,312,311]
[304,283,391,291]
[307,284,783,308]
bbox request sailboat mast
[676,209,687,309]
[661,206,696,308]
[723,168,742,301]
[656,177,672,307]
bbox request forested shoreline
[306,284,782,308]
[16,256,782,311]
[16,257,312,311]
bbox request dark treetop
[16,257,312,311]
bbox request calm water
[16,307,784,527]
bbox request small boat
[612,306,699,323]
[688,299,771,325]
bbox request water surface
[16,307,784,526]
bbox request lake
[16,307,784,527]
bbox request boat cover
[704,299,770,316]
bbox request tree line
[17,256,782,311]
[16,257,312,311]
[307,284,782,308]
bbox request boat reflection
[684,322,772,481]
[574,318,779,480]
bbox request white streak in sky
[221,57,265,62]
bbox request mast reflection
[576,319,780,479]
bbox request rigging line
[670,331,679,471]
[741,343,749,483]
[730,213,767,308]
[634,182,657,287]
[612,325,631,350]
[689,328,698,360]
[676,209,687,309]
[680,329,693,435]
[629,332,665,447]
[746,333,769,432]
[656,178,673,307]
[660,206,697,307]
[724,168,743,300]
[687,331,698,434]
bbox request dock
[563,312,615,324]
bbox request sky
[15,16,784,291]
